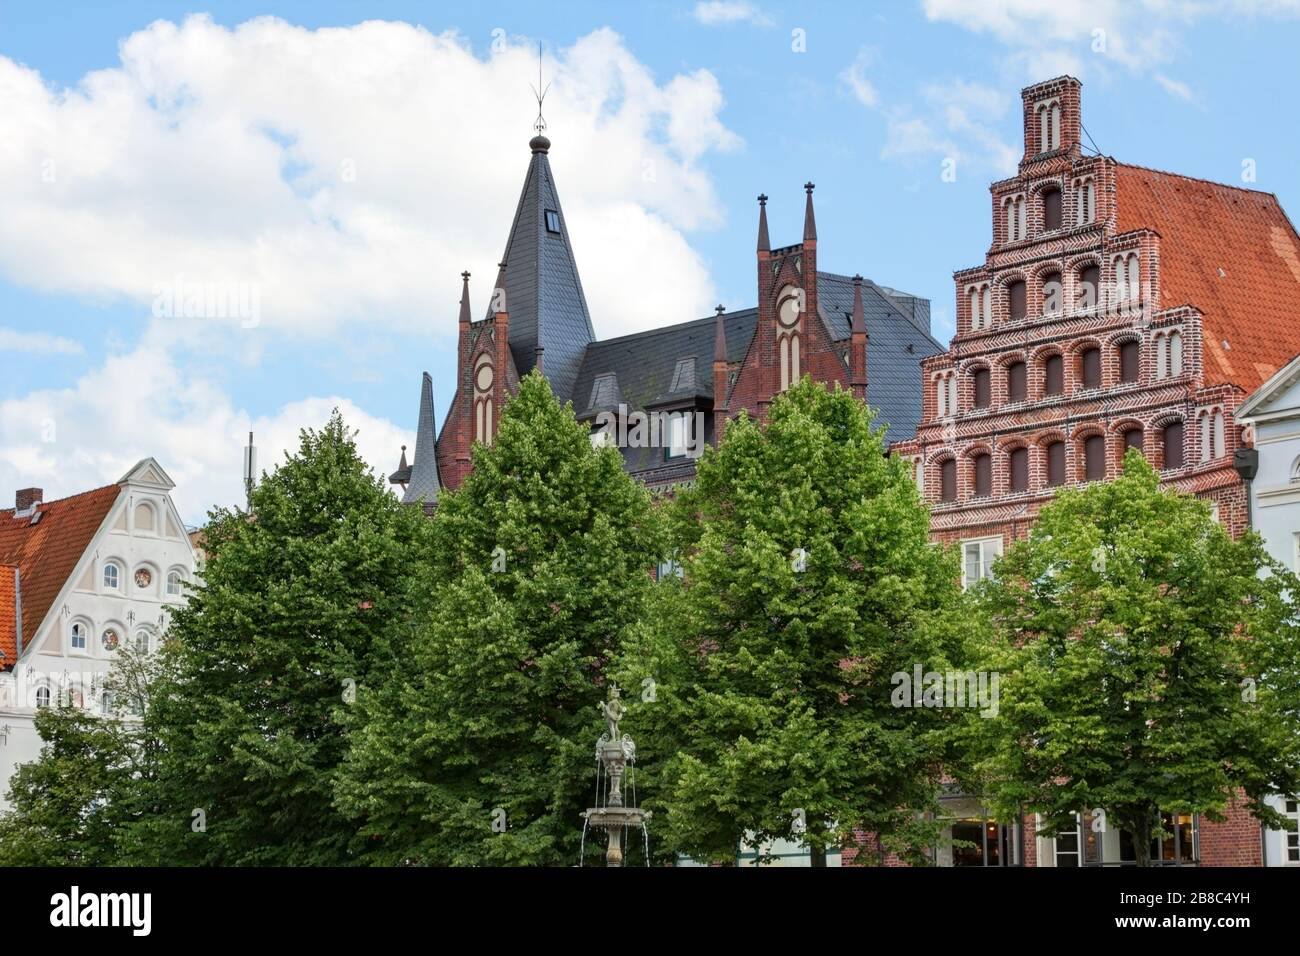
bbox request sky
[1,0,1298,523]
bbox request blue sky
[1,0,1298,521]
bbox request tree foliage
[969,451,1300,865]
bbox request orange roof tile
[1116,164,1300,394]
[0,565,17,666]
[0,485,121,663]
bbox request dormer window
[665,411,693,460]
[544,210,561,234]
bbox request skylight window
[544,209,561,234]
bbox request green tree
[140,411,426,865]
[970,451,1300,865]
[616,377,967,865]
[335,372,661,866]
[0,644,164,866]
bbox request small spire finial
[715,304,726,315]
[803,182,817,241]
[757,194,771,253]
[530,42,549,135]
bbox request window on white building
[35,686,51,708]
[962,537,1003,589]
[103,562,120,590]
[167,570,184,596]
[70,622,87,651]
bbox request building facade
[892,75,1300,866]
[0,460,196,812]
[390,131,941,506]
[1234,356,1300,866]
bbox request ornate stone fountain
[580,684,651,866]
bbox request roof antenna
[243,431,257,511]
[530,42,550,135]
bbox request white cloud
[921,0,1298,78]
[840,48,879,108]
[1154,73,1195,101]
[0,17,740,341]
[0,327,84,355]
[692,1,775,27]
[0,326,411,525]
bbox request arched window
[134,501,156,533]
[1123,427,1145,457]
[103,562,120,591]
[1115,253,1140,304]
[935,378,948,417]
[972,453,992,497]
[1076,180,1094,224]
[167,570,184,597]
[133,629,152,654]
[1042,271,1062,314]
[948,375,958,415]
[1007,361,1027,403]
[1009,447,1029,492]
[70,622,87,651]
[1050,102,1061,150]
[1201,410,1226,462]
[973,368,991,409]
[1076,265,1099,311]
[1046,441,1066,487]
[473,353,495,445]
[35,686,51,708]
[1084,434,1106,481]
[1169,331,1183,375]
[1007,280,1027,322]
[1156,334,1168,379]
[1163,421,1185,469]
[940,459,957,502]
[1044,354,1064,396]
[1042,188,1062,231]
[1080,347,1102,389]
[1119,340,1140,383]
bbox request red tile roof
[0,484,121,665]
[1116,164,1300,394]
[0,565,17,666]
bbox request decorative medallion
[101,628,120,651]
[135,568,152,588]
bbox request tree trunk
[1134,814,1152,868]
[809,843,827,867]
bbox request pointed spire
[397,444,408,471]
[491,262,507,317]
[404,372,442,507]
[803,182,817,241]
[459,271,472,325]
[756,194,770,253]
[714,304,728,359]
[851,274,865,336]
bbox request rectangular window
[656,558,684,581]
[961,536,1003,589]
[665,412,690,459]
[1007,361,1027,403]
[1120,340,1140,383]
[1010,447,1029,492]
[544,209,561,234]
[1047,441,1066,486]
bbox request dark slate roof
[401,372,441,507]
[573,309,756,419]
[571,271,941,445]
[491,138,595,404]
[815,272,943,441]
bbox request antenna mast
[243,431,257,511]
[530,42,550,134]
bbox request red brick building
[390,132,941,508]
[892,75,1300,866]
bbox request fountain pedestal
[581,685,651,866]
